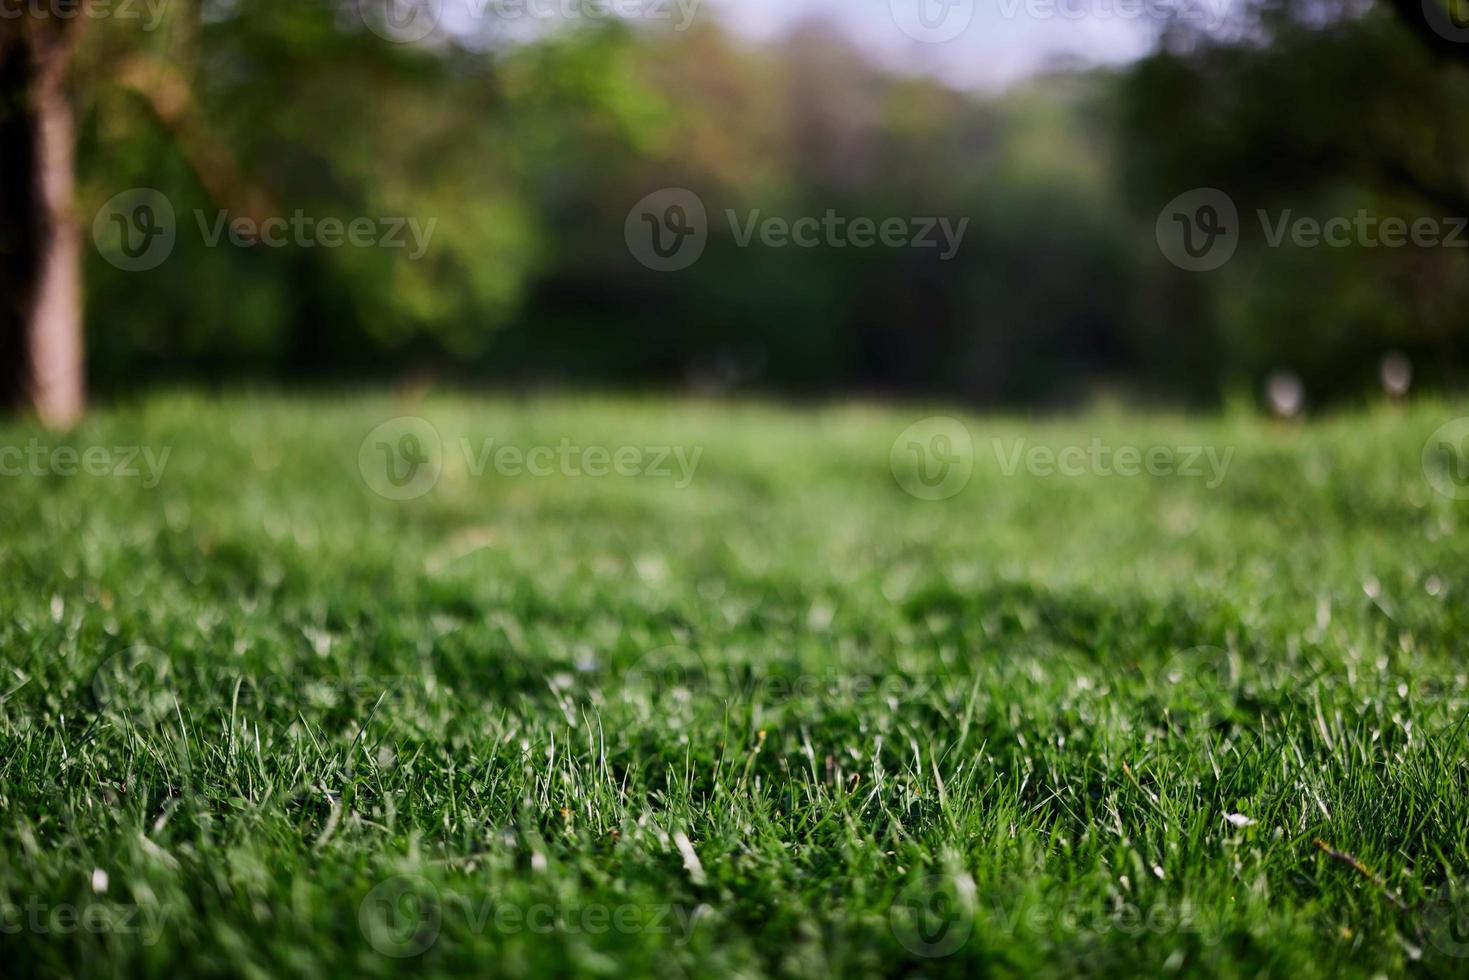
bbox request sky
[704,0,1194,89]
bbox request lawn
[2,393,1468,978]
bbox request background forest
[10,0,1466,409]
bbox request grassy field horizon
[3,393,1469,978]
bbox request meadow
[2,394,1467,978]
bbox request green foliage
[69,0,1469,404]
[1116,0,1469,400]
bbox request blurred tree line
[9,0,1469,409]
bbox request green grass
[3,393,1469,979]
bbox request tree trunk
[0,17,83,427]
[29,29,83,427]
[0,26,40,414]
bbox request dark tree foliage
[9,0,1469,409]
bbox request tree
[0,5,83,427]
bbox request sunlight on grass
[1,394,1467,977]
